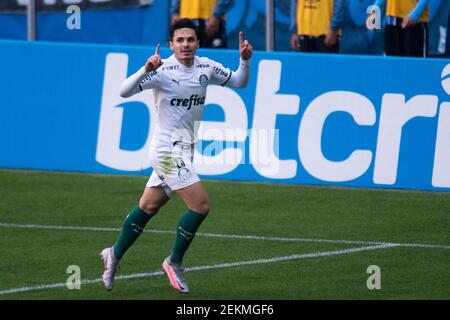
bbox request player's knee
[191,199,210,215]
[139,200,161,215]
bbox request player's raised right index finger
[154,43,160,56]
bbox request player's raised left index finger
[154,43,160,56]
[239,32,244,45]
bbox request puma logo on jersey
[171,79,180,86]
[170,94,206,110]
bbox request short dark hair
[170,18,199,40]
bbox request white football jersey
[138,54,232,151]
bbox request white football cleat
[100,247,119,291]
[162,257,189,294]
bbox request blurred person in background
[427,0,450,57]
[326,0,384,55]
[290,0,339,53]
[447,8,450,57]
[170,0,233,49]
[374,0,430,57]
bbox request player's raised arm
[145,44,164,72]
[239,31,253,60]
[218,31,252,89]
[120,44,163,98]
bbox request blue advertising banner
[1,40,450,191]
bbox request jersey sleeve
[139,69,162,91]
[209,60,233,86]
[119,66,163,98]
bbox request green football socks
[113,206,153,260]
[170,209,207,264]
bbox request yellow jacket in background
[296,0,334,36]
[386,0,429,23]
[180,0,217,19]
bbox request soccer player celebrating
[100,18,253,294]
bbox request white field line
[0,243,398,296]
[1,222,449,250]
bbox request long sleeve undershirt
[120,57,250,98]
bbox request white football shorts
[146,143,200,197]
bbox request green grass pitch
[0,169,449,299]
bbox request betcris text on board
[96,53,450,191]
